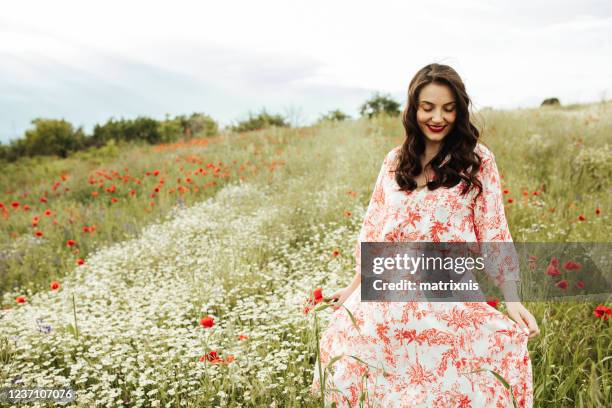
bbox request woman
[311,64,539,407]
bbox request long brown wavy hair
[395,63,483,197]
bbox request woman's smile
[426,124,446,133]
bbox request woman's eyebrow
[421,100,456,106]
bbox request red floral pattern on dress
[311,143,533,407]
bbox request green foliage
[158,114,184,143]
[359,92,401,119]
[92,116,162,146]
[317,109,351,124]
[182,112,219,138]
[21,118,86,158]
[229,108,290,133]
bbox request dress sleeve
[353,151,391,277]
[472,146,521,285]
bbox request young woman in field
[311,63,539,407]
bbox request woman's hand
[330,285,356,311]
[505,302,540,339]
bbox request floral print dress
[311,143,533,408]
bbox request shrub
[23,118,86,158]
[229,108,290,133]
[317,109,351,123]
[541,98,561,107]
[185,112,219,138]
[359,92,401,118]
[92,117,161,146]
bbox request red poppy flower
[313,287,324,304]
[15,296,26,304]
[40,196,47,203]
[237,334,249,341]
[153,169,160,176]
[332,250,340,257]
[507,198,514,204]
[200,316,214,328]
[50,281,60,290]
[578,214,586,221]
[76,258,85,265]
[503,189,510,195]
[23,204,30,211]
[206,351,218,361]
[555,280,568,290]
[66,239,76,247]
[563,261,582,270]
[486,297,499,308]
[44,209,52,216]
[574,281,585,289]
[593,305,611,320]
[546,264,560,277]
[549,256,559,267]
[34,231,43,237]
[11,201,20,209]
[111,197,118,203]
[595,208,601,215]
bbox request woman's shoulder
[474,142,496,164]
[386,145,402,161]
[381,145,402,170]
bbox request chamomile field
[1,102,611,407]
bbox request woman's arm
[473,144,540,338]
[331,149,391,308]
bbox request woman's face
[416,82,457,144]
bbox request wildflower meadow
[1,102,611,407]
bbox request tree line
[0,92,400,162]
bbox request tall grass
[0,101,610,407]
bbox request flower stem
[314,312,325,405]
[71,292,79,341]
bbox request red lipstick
[426,125,446,133]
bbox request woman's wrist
[499,280,520,302]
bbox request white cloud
[0,0,610,143]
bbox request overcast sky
[1,0,611,144]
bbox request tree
[23,118,86,158]
[185,112,219,138]
[229,108,290,133]
[317,109,351,123]
[92,117,161,146]
[359,92,401,118]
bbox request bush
[92,117,161,146]
[229,108,290,133]
[22,118,86,158]
[541,97,561,107]
[317,109,351,123]
[184,112,219,138]
[359,92,401,118]
[159,114,184,143]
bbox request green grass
[0,101,610,407]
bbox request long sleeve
[353,150,392,276]
[472,145,520,285]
